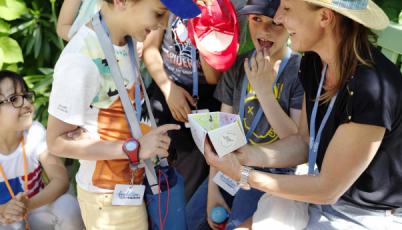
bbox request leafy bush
[0,0,63,126]
[374,0,402,23]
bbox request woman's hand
[204,139,242,181]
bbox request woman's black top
[299,49,402,210]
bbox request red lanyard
[0,136,30,229]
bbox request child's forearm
[258,93,299,139]
[26,178,68,211]
[200,56,222,85]
[48,134,127,161]
[47,116,128,161]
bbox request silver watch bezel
[239,166,252,190]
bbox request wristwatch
[122,138,140,165]
[238,166,253,190]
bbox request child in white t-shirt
[48,0,200,229]
[0,70,83,230]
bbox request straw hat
[303,0,389,30]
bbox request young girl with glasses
[0,70,83,230]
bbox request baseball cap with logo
[187,0,239,71]
[161,0,201,19]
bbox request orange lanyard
[0,136,30,229]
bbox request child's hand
[1,193,27,223]
[244,49,280,97]
[163,82,196,123]
[196,0,213,7]
[65,127,90,140]
[207,190,230,230]
[138,124,181,159]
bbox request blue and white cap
[303,0,389,30]
[161,0,201,19]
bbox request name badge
[185,109,210,128]
[112,184,145,206]
[213,171,239,196]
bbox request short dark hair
[0,70,29,96]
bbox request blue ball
[211,206,229,224]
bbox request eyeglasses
[0,92,35,108]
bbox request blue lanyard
[307,64,338,175]
[99,12,142,121]
[191,46,199,104]
[239,48,292,141]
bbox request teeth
[259,38,269,42]
[20,112,32,117]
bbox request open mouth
[20,111,32,118]
[258,38,274,50]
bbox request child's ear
[319,8,336,29]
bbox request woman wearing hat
[204,0,402,229]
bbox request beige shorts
[77,186,148,230]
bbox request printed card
[185,109,210,128]
[112,184,145,206]
[213,171,239,196]
[188,112,247,157]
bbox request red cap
[187,0,239,72]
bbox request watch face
[125,141,138,151]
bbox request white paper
[185,109,210,128]
[188,112,247,157]
[213,171,239,196]
[112,184,145,206]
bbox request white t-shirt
[49,25,150,193]
[0,121,46,205]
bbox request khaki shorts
[77,186,148,230]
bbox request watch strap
[123,138,140,165]
[239,166,252,190]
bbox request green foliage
[0,0,64,126]
[0,36,23,64]
[0,0,26,69]
[374,0,402,23]
[24,68,54,126]
[0,0,28,21]
[0,19,11,34]
[10,0,64,72]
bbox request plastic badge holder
[188,112,247,158]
